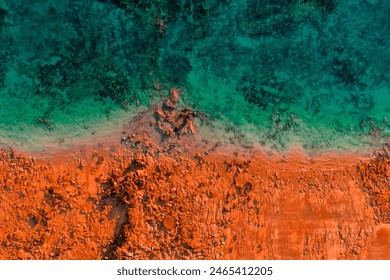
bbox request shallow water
[0,0,388,152]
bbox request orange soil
[0,99,389,260]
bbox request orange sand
[0,96,389,260]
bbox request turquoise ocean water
[0,0,389,151]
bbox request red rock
[163,216,175,230]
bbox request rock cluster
[154,89,197,137]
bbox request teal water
[0,0,389,151]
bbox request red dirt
[0,96,389,260]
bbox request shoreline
[0,101,389,260]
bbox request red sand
[0,95,389,260]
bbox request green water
[0,0,389,151]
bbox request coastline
[0,103,389,260]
